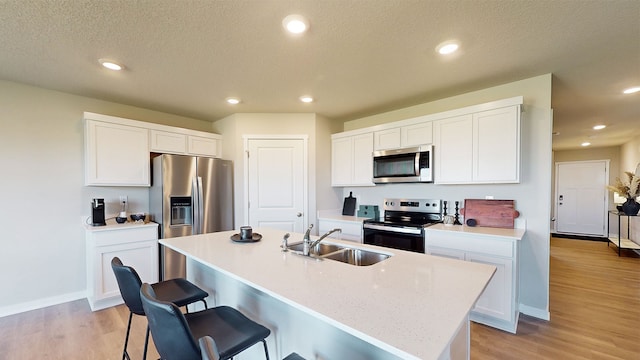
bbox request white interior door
[246,138,307,233]
[555,160,608,236]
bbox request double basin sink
[287,242,391,266]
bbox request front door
[246,137,307,232]
[555,160,608,236]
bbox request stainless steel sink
[287,241,390,266]
[322,248,390,266]
[287,242,344,256]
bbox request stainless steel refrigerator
[150,154,233,280]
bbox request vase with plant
[607,171,640,216]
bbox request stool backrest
[111,257,145,315]
[140,283,201,360]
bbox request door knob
[296,212,302,217]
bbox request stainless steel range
[363,198,442,253]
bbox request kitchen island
[160,228,495,360]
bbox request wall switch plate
[485,195,494,199]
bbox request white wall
[212,113,343,233]
[620,135,640,176]
[0,80,214,315]
[340,74,553,319]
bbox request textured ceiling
[0,0,638,150]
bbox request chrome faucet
[303,226,342,256]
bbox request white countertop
[160,228,495,359]
[83,218,158,232]
[427,223,525,240]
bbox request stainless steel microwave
[372,145,433,183]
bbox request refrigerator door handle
[196,176,204,234]
[192,177,199,235]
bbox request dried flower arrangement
[607,171,640,199]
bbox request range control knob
[432,203,438,207]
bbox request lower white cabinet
[317,213,371,243]
[425,226,522,333]
[85,222,159,311]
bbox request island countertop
[160,228,495,359]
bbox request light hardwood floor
[0,237,638,359]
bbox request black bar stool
[140,282,271,360]
[111,257,209,360]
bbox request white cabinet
[374,122,433,150]
[425,226,521,333]
[187,135,220,157]
[85,119,150,186]
[374,128,401,150]
[473,106,520,182]
[85,223,159,311]
[317,216,367,243]
[150,130,221,157]
[401,121,433,147]
[331,132,374,187]
[150,130,187,154]
[85,112,223,187]
[434,105,520,184]
[433,114,473,183]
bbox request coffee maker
[91,198,106,226]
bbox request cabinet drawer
[426,232,514,258]
[91,226,158,246]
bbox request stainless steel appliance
[363,198,442,253]
[372,145,433,183]
[150,154,233,280]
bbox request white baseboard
[519,304,550,321]
[0,291,87,318]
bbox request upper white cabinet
[374,128,400,150]
[85,112,222,186]
[331,132,374,187]
[473,106,520,182]
[374,121,434,151]
[401,121,433,147]
[85,119,150,186]
[434,105,521,184]
[150,130,221,157]
[187,135,220,157]
[433,115,473,183]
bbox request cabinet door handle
[296,212,303,217]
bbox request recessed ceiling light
[593,124,606,130]
[226,97,240,105]
[99,58,123,71]
[299,96,314,103]
[282,14,309,34]
[435,41,459,55]
[581,142,591,147]
[623,86,640,94]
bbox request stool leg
[201,299,208,309]
[142,325,150,360]
[122,311,133,360]
[262,339,270,360]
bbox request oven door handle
[363,223,423,235]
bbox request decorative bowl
[130,213,146,222]
[115,216,127,224]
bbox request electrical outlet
[119,195,128,204]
